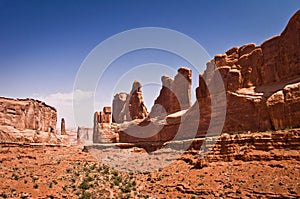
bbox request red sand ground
[0,132,299,199]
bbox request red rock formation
[150,67,192,118]
[0,97,57,132]
[128,80,148,120]
[112,92,129,123]
[182,129,300,166]
[61,118,66,135]
[112,81,148,123]
[98,106,111,123]
[267,82,300,130]
[93,106,117,143]
[93,123,118,143]
[118,10,300,145]
[194,10,300,134]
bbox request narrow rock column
[61,118,66,135]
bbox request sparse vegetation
[12,173,19,180]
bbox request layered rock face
[195,10,300,134]
[95,106,111,124]
[267,83,300,130]
[180,129,300,168]
[118,10,300,144]
[0,97,57,132]
[112,81,148,123]
[150,67,192,118]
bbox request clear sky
[0,0,299,128]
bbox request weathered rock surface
[96,106,111,124]
[93,123,118,143]
[77,127,93,144]
[267,82,300,130]
[182,129,300,166]
[112,81,148,123]
[129,80,149,120]
[118,10,300,144]
[0,97,57,132]
[93,106,117,143]
[150,67,192,118]
[194,9,300,134]
[112,92,129,123]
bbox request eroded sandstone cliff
[0,97,57,132]
[117,10,300,144]
[150,67,192,118]
[112,81,148,123]
[194,9,300,134]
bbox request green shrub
[79,191,91,199]
[79,179,90,190]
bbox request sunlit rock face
[149,67,192,118]
[112,81,148,124]
[0,97,57,132]
[117,10,300,144]
[194,10,300,134]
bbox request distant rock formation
[112,81,148,123]
[97,106,111,124]
[150,67,192,118]
[61,118,66,135]
[93,106,117,143]
[0,97,57,132]
[77,127,93,143]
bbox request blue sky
[0,0,299,128]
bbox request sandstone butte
[0,97,57,132]
[108,9,300,144]
[0,97,71,143]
